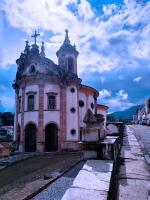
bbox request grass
[0,152,82,198]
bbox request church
[13,30,108,152]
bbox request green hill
[109,104,144,122]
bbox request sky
[0,0,150,113]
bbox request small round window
[79,100,84,107]
[91,103,94,109]
[70,88,75,93]
[71,129,76,135]
[70,107,76,113]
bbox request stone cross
[31,31,40,44]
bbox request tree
[1,112,14,126]
[107,114,116,122]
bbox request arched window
[29,65,36,74]
[68,57,74,72]
[48,95,56,110]
[28,95,34,111]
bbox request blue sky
[0,0,150,113]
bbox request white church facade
[13,30,108,152]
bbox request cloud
[99,89,112,99]
[78,0,94,20]
[116,89,128,100]
[102,98,134,113]
[100,76,105,83]
[0,0,150,112]
[103,4,118,17]
[98,89,133,112]
[133,76,142,82]
[0,0,149,73]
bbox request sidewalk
[61,160,114,200]
[117,126,150,200]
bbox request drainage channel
[32,161,85,200]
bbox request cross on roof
[31,30,40,44]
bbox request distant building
[145,98,150,125]
[13,30,108,152]
[133,98,150,125]
[2,126,14,137]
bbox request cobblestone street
[32,161,85,200]
[129,125,150,156]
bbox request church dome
[15,31,58,82]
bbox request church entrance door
[25,123,36,152]
[45,123,58,151]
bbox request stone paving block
[83,160,113,173]
[61,160,113,200]
[119,157,150,180]
[62,187,107,200]
[73,169,111,191]
[120,148,144,160]
[118,125,150,200]
[118,179,150,200]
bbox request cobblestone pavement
[129,125,150,156]
[32,161,85,200]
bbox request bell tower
[56,29,79,74]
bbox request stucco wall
[97,109,107,127]
[44,84,60,110]
[19,88,22,96]
[24,111,38,127]
[24,85,39,111]
[78,92,86,127]
[66,85,79,141]
[18,113,21,125]
[78,92,95,127]
[87,95,95,113]
[43,83,60,128]
[43,111,60,128]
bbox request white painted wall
[97,109,107,128]
[106,124,119,135]
[44,83,60,110]
[19,88,22,96]
[24,111,38,127]
[43,111,60,128]
[78,92,95,127]
[66,85,79,141]
[43,83,60,128]
[24,85,39,111]
[88,95,95,113]
[18,113,21,125]
[78,92,86,128]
